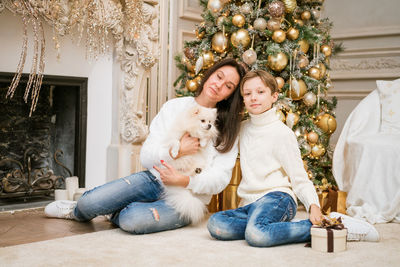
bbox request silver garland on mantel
[0,0,158,117]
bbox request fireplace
[0,72,87,207]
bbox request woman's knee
[207,212,241,240]
[118,206,149,234]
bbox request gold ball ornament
[275,77,285,90]
[311,144,326,158]
[212,32,229,53]
[307,131,319,144]
[186,79,198,92]
[276,109,286,122]
[232,14,246,28]
[308,66,321,80]
[282,0,297,13]
[267,52,288,72]
[268,1,286,18]
[316,114,337,134]
[194,76,203,85]
[318,63,326,79]
[196,29,205,39]
[294,18,304,26]
[207,0,224,14]
[288,79,307,100]
[301,10,311,20]
[272,30,286,43]
[242,49,257,65]
[321,44,332,57]
[303,91,317,106]
[287,27,299,40]
[298,55,309,68]
[184,47,195,60]
[253,17,268,31]
[231,29,251,48]
[267,18,281,31]
[202,51,215,69]
[298,39,310,54]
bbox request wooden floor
[0,208,116,247]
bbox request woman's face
[201,65,240,104]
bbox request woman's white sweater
[140,97,238,204]
[237,107,320,211]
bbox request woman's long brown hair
[196,58,246,153]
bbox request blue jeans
[207,191,312,247]
[73,171,190,234]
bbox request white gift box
[311,226,347,253]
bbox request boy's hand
[309,204,323,225]
[153,160,190,187]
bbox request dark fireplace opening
[0,72,87,210]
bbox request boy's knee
[245,225,274,247]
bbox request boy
[207,70,379,247]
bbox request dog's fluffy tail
[163,187,207,225]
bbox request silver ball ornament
[303,92,317,106]
[253,17,267,31]
[240,2,252,14]
[207,0,223,14]
[242,49,257,65]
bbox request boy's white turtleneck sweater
[238,107,320,211]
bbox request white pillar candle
[65,176,79,201]
[54,189,69,201]
[73,188,87,201]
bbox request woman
[45,58,246,234]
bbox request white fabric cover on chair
[333,79,400,224]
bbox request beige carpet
[1,211,399,267]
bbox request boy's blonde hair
[240,70,279,95]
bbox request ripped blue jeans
[207,191,312,247]
[73,171,190,234]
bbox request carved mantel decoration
[0,0,159,143]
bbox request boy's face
[242,76,278,115]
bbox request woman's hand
[309,204,324,225]
[170,133,200,159]
[153,160,190,187]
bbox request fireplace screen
[0,72,87,204]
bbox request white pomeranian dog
[162,105,218,224]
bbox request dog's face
[190,107,217,134]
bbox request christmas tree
[174,0,341,189]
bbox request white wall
[323,0,400,144]
[0,10,113,189]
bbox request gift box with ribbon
[316,179,347,215]
[311,217,347,253]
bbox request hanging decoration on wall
[0,0,158,118]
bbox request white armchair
[333,78,400,224]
